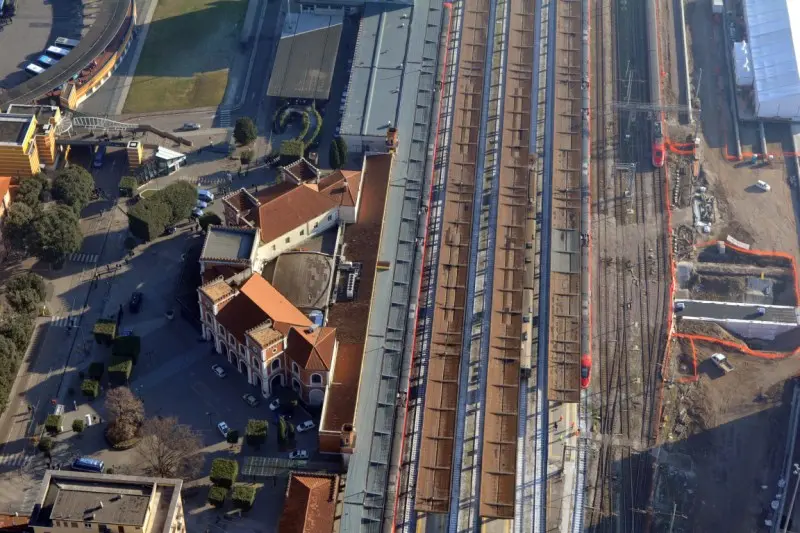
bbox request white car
[217,421,230,438]
[756,180,771,191]
[289,449,308,460]
[211,364,226,378]
[269,398,280,411]
[242,393,259,407]
[296,420,316,433]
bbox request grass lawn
[123,0,247,113]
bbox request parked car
[211,364,226,378]
[296,420,316,433]
[217,421,230,438]
[196,200,208,209]
[163,226,177,235]
[289,449,308,460]
[580,353,592,389]
[242,393,259,407]
[183,122,201,131]
[198,189,214,203]
[191,207,204,218]
[269,398,280,411]
[129,291,142,313]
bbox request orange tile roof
[278,472,338,533]
[254,183,339,243]
[0,177,12,201]
[322,342,364,431]
[239,274,312,328]
[286,326,336,371]
[0,514,29,531]
[318,170,361,207]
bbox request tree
[0,317,33,352]
[4,203,35,252]
[37,436,53,452]
[105,386,144,444]
[329,141,342,169]
[6,272,46,302]
[52,167,94,213]
[198,213,222,232]
[16,174,47,209]
[30,205,82,265]
[234,117,258,145]
[119,176,138,197]
[5,272,45,315]
[136,416,203,479]
[153,182,196,225]
[335,137,348,166]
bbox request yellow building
[30,470,186,533]
[0,114,41,177]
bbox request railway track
[586,0,670,530]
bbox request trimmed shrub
[226,429,239,444]
[207,485,228,507]
[87,362,104,380]
[93,319,116,345]
[108,356,133,386]
[45,414,62,433]
[72,418,85,433]
[81,379,100,399]
[279,139,305,160]
[245,419,267,447]
[277,416,288,443]
[128,198,171,241]
[308,107,323,144]
[335,137,348,165]
[198,213,222,232]
[37,436,53,452]
[234,117,258,145]
[153,182,197,226]
[112,335,141,365]
[240,149,254,165]
[119,176,138,197]
[231,485,257,510]
[298,111,311,141]
[209,458,238,489]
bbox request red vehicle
[580,353,592,389]
[652,121,665,168]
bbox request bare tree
[104,386,144,444]
[136,417,203,479]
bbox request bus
[46,45,71,58]
[37,55,58,67]
[71,457,104,473]
[54,36,79,49]
[24,63,45,76]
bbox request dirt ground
[656,340,800,532]
[650,0,800,530]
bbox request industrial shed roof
[267,11,343,101]
[744,0,800,118]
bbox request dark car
[129,291,143,313]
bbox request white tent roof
[744,0,800,118]
[733,41,754,87]
[154,146,185,161]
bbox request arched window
[311,373,322,385]
[292,378,302,392]
[292,362,300,375]
[271,359,281,371]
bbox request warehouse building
[737,0,800,119]
[267,9,343,102]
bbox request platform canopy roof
[744,0,800,119]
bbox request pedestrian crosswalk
[68,252,98,264]
[50,316,78,328]
[0,451,30,468]
[219,107,231,127]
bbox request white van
[756,180,771,192]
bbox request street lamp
[205,411,215,427]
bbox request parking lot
[0,0,83,89]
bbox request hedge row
[108,356,133,386]
[245,419,268,446]
[128,182,197,241]
[93,319,117,345]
